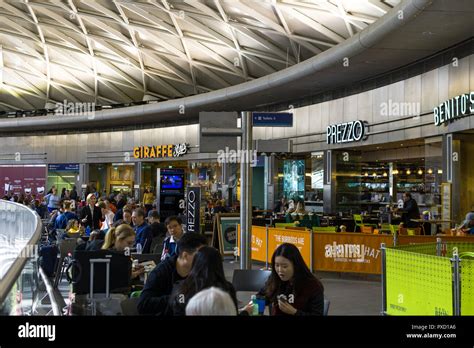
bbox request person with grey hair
[185,287,237,316]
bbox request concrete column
[240,111,252,270]
[442,134,461,223]
[78,163,89,201]
[323,150,336,214]
[264,155,275,211]
[134,162,142,203]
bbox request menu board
[441,183,451,230]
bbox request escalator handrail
[0,201,42,305]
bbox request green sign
[217,214,239,255]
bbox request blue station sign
[252,112,293,127]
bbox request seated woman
[295,201,306,215]
[102,224,144,279]
[66,219,81,234]
[168,246,238,316]
[243,243,324,316]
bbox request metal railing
[0,201,42,305]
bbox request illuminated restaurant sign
[326,120,366,144]
[434,91,474,126]
[133,143,189,159]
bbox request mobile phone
[277,294,288,303]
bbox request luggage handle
[89,259,111,300]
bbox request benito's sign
[133,143,189,159]
[433,91,474,126]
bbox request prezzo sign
[326,120,366,144]
[133,143,188,159]
[186,186,200,233]
[434,91,474,126]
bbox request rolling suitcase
[39,244,59,277]
[69,250,130,315]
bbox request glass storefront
[334,140,443,215]
[47,163,79,194]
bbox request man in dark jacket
[132,208,154,254]
[148,211,167,238]
[397,192,421,228]
[137,233,207,315]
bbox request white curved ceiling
[0,0,399,111]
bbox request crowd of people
[3,185,328,316]
[138,238,325,316]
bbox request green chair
[299,214,312,229]
[312,226,337,233]
[353,214,377,232]
[379,223,397,234]
[310,214,321,227]
[130,290,142,298]
[275,222,297,229]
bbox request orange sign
[237,225,268,262]
[313,233,393,274]
[268,227,312,269]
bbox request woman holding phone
[243,243,324,315]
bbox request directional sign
[48,163,80,171]
[252,112,293,127]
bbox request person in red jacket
[243,243,324,315]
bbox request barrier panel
[397,235,474,245]
[461,259,474,315]
[385,247,453,315]
[313,233,392,274]
[237,226,312,269]
[383,241,474,315]
[267,227,312,270]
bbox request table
[411,219,454,236]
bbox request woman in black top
[244,243,324,315]
[168,246,238,316]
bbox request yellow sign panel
[133,143,188,159]
[268,227,311,268]
[237,225,268,262]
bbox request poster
[216,214,239,255]
[441,183,451,230]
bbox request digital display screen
[283,160,305,200]
[161,175,183,189]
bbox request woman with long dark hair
[168,246,238,316]
[244,243,324,315]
